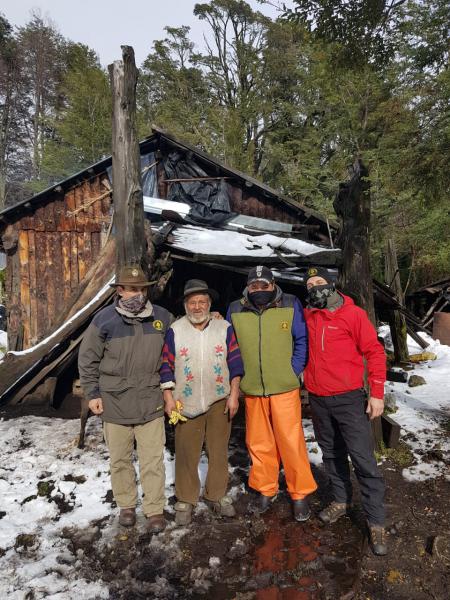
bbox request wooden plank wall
[6,175,112,349]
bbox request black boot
[368,524,388,556]
[292,498,311,522]
[249,493,277,514]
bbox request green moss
[375,441,414,467]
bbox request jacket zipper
[321,326,325,351]
[200,329,205,411]
[258,313,267,396]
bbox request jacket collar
[241,284,283,314]
[306,292,352,316]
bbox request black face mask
[308,283,335,308]
[249,289,276,307]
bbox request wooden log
[45,233,56,332]
[18,230,30,348]
[385,239,409,363]
[406,324,429,349]
[28,230,38,345]
[108,45,146,269]
[381,414,401,449]
[333,160,376,325]
[64,189,77,231]
[43,200,56,232]
[61,232,72,302]
[77,232,86,281]
[35,232,49,339]
[70,232,79,292]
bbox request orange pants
[245,388,317,500]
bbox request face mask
[119,293,147,314]
[249,289,276,306]
[308,284,335,308]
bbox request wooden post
[333,161,382,448]
[333,160,376,325]
[385,238,409,363]
[108,46,145,269]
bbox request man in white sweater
[160,279,244,525]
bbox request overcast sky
[1,0,292,67]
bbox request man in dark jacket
[303,266,387,555]
[227,266,317,521]
[78,265,173,533]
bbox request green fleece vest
[231,307,299,396]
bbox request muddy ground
[2,397,449,599]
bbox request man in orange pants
[227,266,317,520]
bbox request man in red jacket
[303,267,387,556]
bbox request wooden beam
[385,239,409,363]
[108,46,146,269]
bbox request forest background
[0,0,448,290]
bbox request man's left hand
[366,396,384,420]
[224,394,239,419]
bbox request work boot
[318,502,351,524]
[146,514,167,534]
[175,501,193,526]
[368,524,388,556]
[292,498,311,522]
[119,508,136,527]
[249,493,277,515]
[206,495,236,517]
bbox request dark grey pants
[309,389,385,525]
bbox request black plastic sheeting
[163,151,236,225]
[106,152,158,197]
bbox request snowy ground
[0,329,449,598]
[379,326,450,482]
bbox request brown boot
[146,513,167,534]
[119,508,136,527]
[318,502,351,524]
[368,524,388,556]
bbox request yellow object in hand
[169,401,187,425]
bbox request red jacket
[304,293,386,399]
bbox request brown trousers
[175,398,231,504]
[103,418,165,517]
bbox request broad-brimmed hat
[182,279,218,302]
[110,265,156,288]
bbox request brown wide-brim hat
[110,265,157,287]
[180,279,219,303]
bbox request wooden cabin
[0,126,336,352]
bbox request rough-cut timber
[385,238,409,363]
[333,160,376,325]
[109,46,145,269]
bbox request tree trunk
[333,160,382,449]
[108,46,145,269]
[333,160,376,325]
[385,238,409,363]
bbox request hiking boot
[249,493,277,515]
[292,498,311,522]
[368,524,388,556]
[206,495,236,517]
[146,513,167,534]
[318,502,351,524]
[175,501,193,526]
[119,508,136,527]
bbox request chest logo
[153,319,164,331]
[281,321,289,331]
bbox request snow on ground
[0,416,185,599]
[379,325,450,482]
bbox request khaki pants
[103,417,165,517]
[175,398,231,504]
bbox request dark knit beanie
[305,266,331,284]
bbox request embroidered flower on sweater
[216,375,224,383]
[184,365,191,376]
[215,344,224,356]
[214,365,222,375]
[186,373,194,382]
[180,347,189,357]
[183,384,193,397]
[216,385,225,395]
